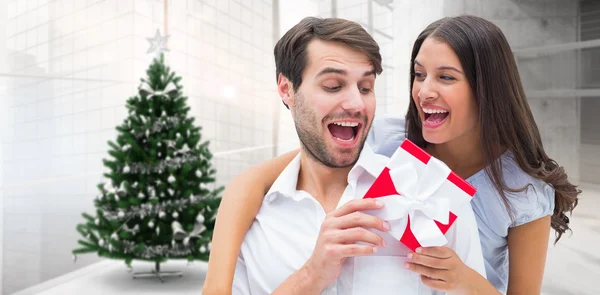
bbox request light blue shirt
[366,115,555,295]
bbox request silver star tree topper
[147,29,170,54]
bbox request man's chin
[322,149,361,168]
[327,137,368,167]
[300,134,368,169]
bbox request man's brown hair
[274,17,383,108]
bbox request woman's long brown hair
[405,15,580,242]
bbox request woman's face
[411,37,479,145]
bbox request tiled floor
[12,260,208,295]
[10,183,600,295]
[541,182,600,295]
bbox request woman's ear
[277,73,294,109]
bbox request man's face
[279,39,377,168]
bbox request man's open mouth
[327,121,361,142]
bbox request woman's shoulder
[470,151,556,230]
[367,115,407,158]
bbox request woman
[202,15,580,295]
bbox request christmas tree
[72,53,222,274]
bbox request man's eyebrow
[316,67,376,77]
[316,67,347,77]
[363,70,376,77]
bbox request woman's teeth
[423,108,449,114]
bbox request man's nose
[341,87,366,112]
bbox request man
[232,17,484,295]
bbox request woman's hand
[404,246,482,295]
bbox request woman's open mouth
[422,108,449,129]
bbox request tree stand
[132,261,183,282]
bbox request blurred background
[0,0,598,294]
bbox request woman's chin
[422,133,447,145]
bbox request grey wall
[580,0,600,184]
[580,97,600,183]
[394,0,581,183]
[442,0,581,183]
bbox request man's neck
[296,151,353,213]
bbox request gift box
[363,139,477,252]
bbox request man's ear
[277,73,293,109]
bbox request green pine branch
[73,52,223,264]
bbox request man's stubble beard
[292,91,370,168]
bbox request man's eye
[324,86,341,92]
[360,88,372,94]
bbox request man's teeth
[422,108,449,114]
[332,121,359,127]
[334,136,355,142]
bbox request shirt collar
[264,143,389,203]
[264,152,302,202]
[347,143,388,185]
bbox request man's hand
[302,198,390,290]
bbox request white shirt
[232,144,486,295]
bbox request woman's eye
[440,75,456,81]
[413,71,425,80]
